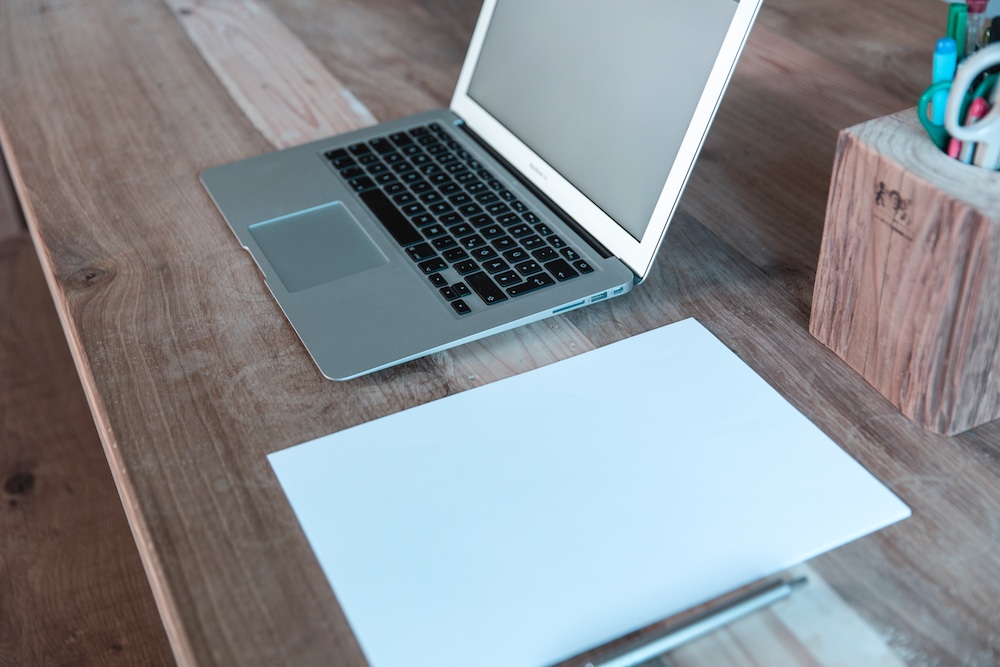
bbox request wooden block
[810,110,1000,435]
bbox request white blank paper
[269,318,910,667]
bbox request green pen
[948,2,968,60]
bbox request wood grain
[0,236,174,667]
[0,0,998,665]
[0,153,23,242]
[811,111,1000,434]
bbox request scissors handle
[944,44,1000,168]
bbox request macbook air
[201,0,762,379]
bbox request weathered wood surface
[0,154,23,242]
[0,236,174,667]
[811,111,1000,434]
[0,0,998,665]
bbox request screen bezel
[450,0,762,280]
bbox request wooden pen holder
[810,109,1000,435]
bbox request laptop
[201,0,762,380]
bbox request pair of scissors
[944,43,1000,169]
[918,73,996,151]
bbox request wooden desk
[1,1,997,665]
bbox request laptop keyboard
[323,123,594,316]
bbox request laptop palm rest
[248,202,387,293]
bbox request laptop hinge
[455,121,615,260]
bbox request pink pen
[967,0,989,53]
[960,97,990,164]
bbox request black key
[385,182,407,195]
[359,189,420,245]
[466,181,488,194]
[445,162,467,174]
[450,192,473,206]
[456,170,477,183]
[429,202,454,216]
[392,162,414,174]
[544,258,579,281]
[326,152,354,169]
[448,222,474,237]
[443,247,468,262]
[476,191,500,205]
[499,189,516,201]
[477,168,494,181]
[439,286,459,301]
[532,247,558,262]
[534,223,554,236]
[522,235,546,250]
[495,270,520,287]
[410,180,433,193]
[467,271,508,305]
[389,131,413,146]
[402,171,423,184]
[418,258,447,274]
[338,165,363,180]
[460,234,486,250]
[549,235,566,248]
[451,299,472,315]
[411,213,436,227]
[471,246,498,262]
[481,224,504,239]
[469,214,492,228]
[440,182,463,196]
[491,236,516,251]
[514,259,543,276]
[439,212,463,226]
[453,282,471,297]
[429,172,451,185]
[483,258,509,274]
[427,143,446,155]
[374,172,398,185]
[358,153,379,165]
[384,152,405,164]
[561,248,580,261]
[348,176,377,193]
[503,248,529,263]
[348,142,371,155]
[409,126,430,137]
[454,260,478,275]
[393,192,417,205]
[573,259,594,274]
[411,152,431,165]
[432,235,457,250]
[509,223,532,238]
[458,203,483,217]
[406,242,436,262]
[401,202,427,217]
[419,191,444,204]
[403,144,423,156]
[367,163,388,175]
[497,213,521,226]
[507,272,555,297]
[422,224,446,239]
[370,137,394,154]
[511,200,528,213]
[523,211,540,223]
[428,273,448,287]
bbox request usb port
[590,292,608,303]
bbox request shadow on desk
[0,235,174,666]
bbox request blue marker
[932,37,958,125]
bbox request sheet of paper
[269,318,909,667]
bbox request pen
[948,2,968,60]
[948,96,989,162]
[562,577,808,667]
[967,0,989,53]
[933,37,959,125]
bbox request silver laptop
[201,0,761,380]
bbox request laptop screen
[467,0,739,241]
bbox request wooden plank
[0,152,24,242]
[0,236,174,666]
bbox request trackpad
[249,202,388,293]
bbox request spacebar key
[467,271,507,305]
[359,189,422,246]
